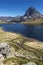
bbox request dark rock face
[24,7,42,19]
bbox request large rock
[0,43,11,58]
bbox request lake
[0,23,43,42]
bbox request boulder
[0,43,11,58]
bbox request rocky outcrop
[0,43,11,58]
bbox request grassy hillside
[21,18,43,25]
[0,28,43,65]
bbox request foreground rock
[0,43,11,58]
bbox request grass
[21,18,43,25]
[3,57,43,65]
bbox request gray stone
[0,43,11,58]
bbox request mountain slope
[24,7,43,19]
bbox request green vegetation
[3,57,43,65]
[3,57,29,65]
[21,18,43,25]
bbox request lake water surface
[0,23,43,42]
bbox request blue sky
[0,0,43,16]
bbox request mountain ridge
[10,7,43,23]
[0,7,43,23]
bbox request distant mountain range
[0,16,13,21]
[0,7,43,23]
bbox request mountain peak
[24,7,42,19]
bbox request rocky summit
[24,7,43,19]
